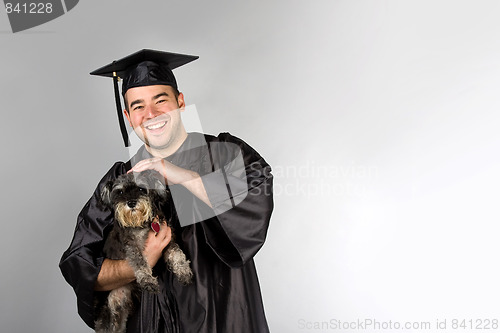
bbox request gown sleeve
[199,133,274,268]
[59,162,126,328]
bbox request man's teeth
[146,121,166,130]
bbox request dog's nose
[127,200,137,208]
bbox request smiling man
[125,85,186,155]
[59,50,274,333]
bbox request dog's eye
[118,190,123,195]
[138,187,146,192]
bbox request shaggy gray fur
[94,170,193,333]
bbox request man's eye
[133,106,144,111]
[157,100,166,104]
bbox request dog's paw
[142,281,160,294]
[176,269,193,285]
[136,273,160,293]
[143,283,160,294]
[165,243,194,285]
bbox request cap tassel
[112,71,130,147]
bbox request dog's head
[100,170,170,228]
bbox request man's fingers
[130,162,150,172]
[128,158,167,176]
[127,158,154,173]
[158,224,172,245]
[160,223,171,237]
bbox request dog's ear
[153,185,176,222]
[153,177,167,198]
[99,180,114,208]
[144,170,167,199]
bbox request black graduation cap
[90,49,199,147]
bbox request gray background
[1,1,500,332]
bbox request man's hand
[94,222,172,292]
[128,158,189,185]
[129,158,212,207]
[143,221,172,268]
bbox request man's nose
[145,105,161,118]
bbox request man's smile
[145,121,167,131]
[140,115,171,134]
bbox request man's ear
[177,92,185,110]
[123,109,133,127]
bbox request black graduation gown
[59,132,273,333]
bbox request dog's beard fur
[114,198,153,228]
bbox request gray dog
[94,170,193,333]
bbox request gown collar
[129,132,209,171]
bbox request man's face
[124,85,186,151]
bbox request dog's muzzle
[114,198,153,228]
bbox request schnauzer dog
[94,169,193,333]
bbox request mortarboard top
[90,49,199,147]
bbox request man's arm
[94,224,172,291]
[94,259,135,291]
[198,134,274,267]
[127,133,273,267]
